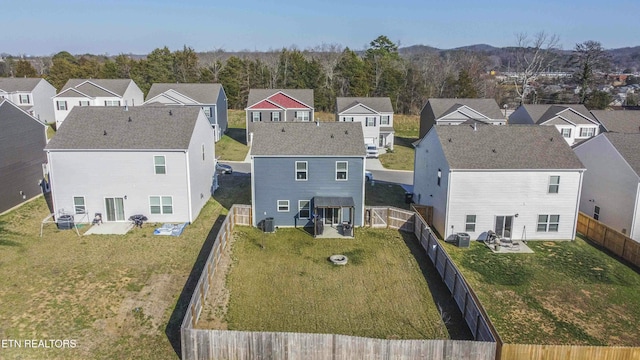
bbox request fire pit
[329,255,348,265]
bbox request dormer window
[19,94,30,104]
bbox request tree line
[1,35,616,113]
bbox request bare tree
[570,40,610,104]
[512,32,560,104]
[310,43,343,88]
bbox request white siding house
[336,97,394,149]
[53,79,144,129]
[413,124,585,241]
[509,104,600,145]
[145,83,228,142]
[419,98,506,139]
[0,78,56,124]
[573,133,640,242]
[45,106,216,224]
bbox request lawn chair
[92,213,103,225]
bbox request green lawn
[445,237,640,346]
[379,114,419,171]
[365,181,411,210]
[216,110,249,161]
[0,175,250,359]
[198,226,449,340]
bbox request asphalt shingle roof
[60,79,133,97]
[45,106,201,150]
[433,124,584,170]
[247,89,314,109]
[145,83,223,104]
[520,104,596,124]
[0,78,43,92]
[336,97,393,113]
[604,133,640,175]
[427,98,505,120]
[251,122,365,156]
[591,110,640,133]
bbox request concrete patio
[83,222,133,235]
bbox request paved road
[219,159,414,192]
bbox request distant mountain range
[399,44,640,72]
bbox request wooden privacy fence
[412,211,501,348]
[576,212,640,269]
[500,344,640,360]
[185,329,496,360]
[364,206,415,232]
[181,204,251,358]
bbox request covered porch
[313,196,355,238]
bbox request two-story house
[413,124,585,241]
[509,104,600,145]
[335,97,394,150]
[573,133,640,242]
[53,79,144,129]
[245,89,314,144]
[590,110,640,134]
[419,98,506,139]
[0,77,56,124]
[144,83,228,142]
[250,122,366,237]
[0,100,48,214]
[45,106,216,224]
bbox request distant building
[419,98,506,139]
[0,77,56,124]
[336,97,394,149]
[509,104,600,145]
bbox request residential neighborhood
[4,15,640,359]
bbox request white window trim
[277,200,290,212]
[19,94,30,104]
[298,200,310,219]
[579,127,595,137]
[104,100,121,106]
[57,100,68,111]
[149,195,173,215]
[272,111,280,121]
[366,117,376,127]
[154,155,166,175]
[548,175,560,194]
[437,169,442,186]
[296,111,310,121]
[561,128,571,138]
[79,100,90,106]
[73,196,86,214]
[380,116,390,125]
[336,161,348,181]
[465,215,476,232]
[295,161,308,181]
[252,112,261,122]
[537,214,560,232]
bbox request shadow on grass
[394,136,419,148]
[226,128,247,145]
[213,176,251,210]
[400,231,474,340]
[165,214,227,357]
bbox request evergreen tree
[15,59,38,77]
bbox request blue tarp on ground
[153,223,188,236]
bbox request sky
[3,0,640,56]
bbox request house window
[19,94,30,104]
[203,107,212,117]
[537,215,560,232]
[579,128,595,137]
[105,100,121,106]
[342,116,354,122]
[561,128,571,138]
[150,196,173,214]
[73,196,86,214]
[277,200,289,212]
[79,100,90,106]
[594,206,600,220]
[365,117,376,127]
[252,112,261,122]
[437,169,442,186]
[299,200,310,219]
[465,215,476,232]
[380,116,390,125]
[336,161,348,180]
[295,161,308,181]
[56,100,68,111]
[271,112,281,121]
[154,156,166,174]
[295,111,310,121]
[548,176,560,193]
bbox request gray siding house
[251,122,366,236]
[245,89,314,144]
[45,106,216,224]
[145,83,228,142]
[0,100,47,214]
[419,98,506,139]
[509,104,600,145]
[0,77,56,124]
[336,97,395,149]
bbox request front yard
[445,238,640,346]
[197,226,450,340]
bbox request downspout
[445,168,452,239]
[631,181,640,240]
[251,155,256,227]
[185,150,193,223]
[361,156,365,226]
[46,151,55,215]
[572,170,585,240]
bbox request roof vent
[103,130,107,136]
[169,109,173,116]
[550,137,553,142]
[128,116,132,122]
[345,130,348,135]
[281,127,285,132]
[330,134,334,138]
[448,138,452,142]
[492,148,496,153]
[316,121,319,127]
[473,122,477,131]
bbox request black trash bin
[342,221,353,236]
[264,217,274,232]
[57,214,74,230]
[405,192,414,204]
